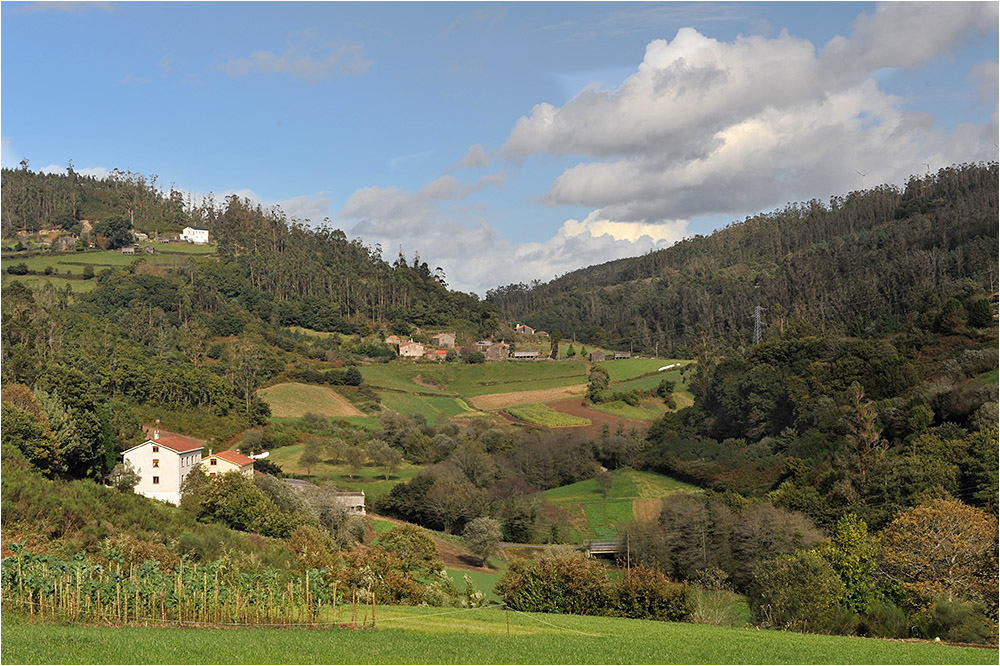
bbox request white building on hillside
[180,226,210,244]
[122,431,204,505]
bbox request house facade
[201,449,255,477]
[122,431,204,505]
[485,342,510,361]
[331,491,366,516]
[180,226,210,244]
[399,341,424,358]
[515,324,535,335]
[430,332,456,348]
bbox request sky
[2,1,998,294]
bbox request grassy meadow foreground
[3,609,996,665]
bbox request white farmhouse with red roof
[122,429,204,505]
[201,449,255,477]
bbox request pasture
[376,391,479,424]
[360,361,588,398]
[3,609,994,665]
[2,245,217,293]
[359,356,694,429]
[503,403,591,427]
[257,383,365,418]
[543,469,700,541]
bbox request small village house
[515,324,535,335]
[589,351,606,363]
[614,351,631,360]
[384,334,403,346]
[485,341,510,361]
[201,449,255,477]
[398,341,424,358]
[430,332,456,348]
[122,430,204,505]
[511,350,540,360]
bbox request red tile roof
[152,435,204,454]
[212,450,254,467]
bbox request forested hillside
[1,162,197,236]
[488,163,998,354]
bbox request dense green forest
[489,163,998,355]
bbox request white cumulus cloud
[503,2,998,225]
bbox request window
[152,476,159,485]
[210,458,217,465]
[152,446,159,452]
[152,459,159,468]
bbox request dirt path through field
[468,384,587,410]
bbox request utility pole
[752,305,765,346]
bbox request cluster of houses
[384,332,547,361]
[121,426,364,515]
[383,326,632,363]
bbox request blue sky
[3,1,997,293]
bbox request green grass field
[588,399,664,421]
[543,469,700,541]
[1,273,97,293]
[3,610,994,664]
[377,391,477,424]
[504,403,591,427]
[602,358,691,382]
[141,241,217,254]
[2,246,217,293]
[257,382,364,418]
[361,362,588,398]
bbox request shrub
[612,566,693,622]
[6,263,29,275]
[495,554,614,616]
[750,550,848,634]
[913,597,998,645]
[860,600,909,639]
[375,524,442,574]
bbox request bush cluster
[495,554,692,622]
